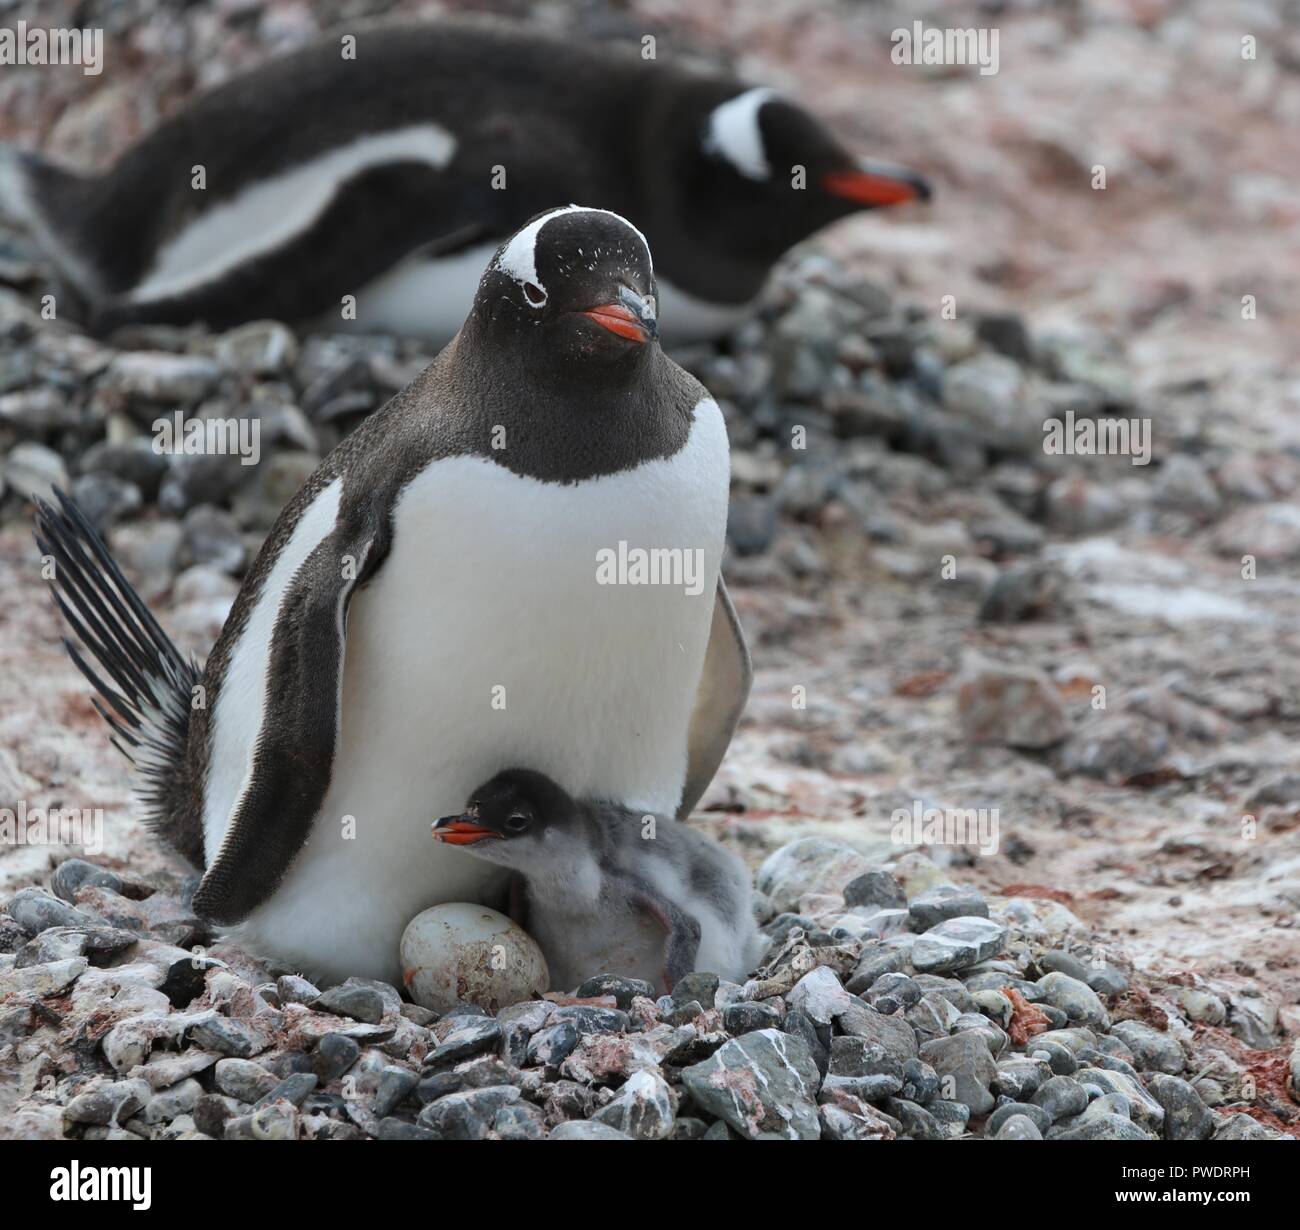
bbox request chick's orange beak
[432,816,499,845]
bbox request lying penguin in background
[34,205,750,985]
[0,19,929,344]
[434,769,764,993]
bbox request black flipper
[32,489,205,865]
[192,500,392,925]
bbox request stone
[69,473,142,530]
[919,1033,997,1116]
[372,1066,420,1118]
[680,1029,821,1140]
[548,1120,632,1140]
[755,838,876,914]
[426,1017,502,1066]
[63,1078,150,1126]
[1035,972,1109,1028]
[1031,1075,1090,1121]
[527,1023,580,1068]
[845,945,905,994]
[3,441,68,501]
[1057,716,1169,783]
[671,971,720,1009]
[987,1101,1053,1137]
[573,974,655,1009]
[255,1073,317,1110]
[49,859,126,903]
[418,1085,521,1140]
[1073,1067,1165,1130]
[275,974,321,1005]
[722,1002,781,1034]
[843,870,906,912]
[105,351,223,402]
[957,665,1068,749]
[786,965,852,1025]
[213,1058,278,1103]
[186,1015,269,1059]
[1051,1112,1149,1140]
[884,1097,943,1140]
[993,1056,1051,1101]
[1135,1074,1209,1141]
[7,887,91,934]
[817,1089,897,1140]
[1111,1020,1184,1074]
[911,917,1007,974]
[591,1069,675,1139]
[181,504,246,574]
[213,320,298,374]
[908,885,989,931]
[836,998,919,1064]
[313,1032,361,1081]
[1213,1113,1276,1141]
[313,981,387,1024]
[994,1113,1042,1139]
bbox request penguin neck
[435,328,700,485]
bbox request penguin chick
[433,769,763,994]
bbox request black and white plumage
[36,207,751,985]
[0,19,929,344]
[435,768,764,992]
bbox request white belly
[230,401,729,983]
[339,247,757,346]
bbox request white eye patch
[702,87,776,181]
[494,204,653,308]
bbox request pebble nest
[0,847,1293,1141]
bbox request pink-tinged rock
[958,665,1069,749]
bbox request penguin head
[433,768,579,865]
[666,84,930,275]
[466,206,660,375]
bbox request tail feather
[33,489,199,830]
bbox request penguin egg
[399,903,549,1013]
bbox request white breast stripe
[703,87,776,180]
[131,125,458,303]
[203,477,343,865]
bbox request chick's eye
[506,812,530,833]
[522,282,546,308]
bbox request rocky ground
[1,847,1291,1140]
[2,0,1299,1140]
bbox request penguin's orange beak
[432,816,500,845]
[823,159,932,207]
[580,286,659,343]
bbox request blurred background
[0,0,1298,1101]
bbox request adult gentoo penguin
[0,20,929,344]
[34,206,750,984]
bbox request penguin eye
[521,282,546,308]
[506,812,531,834]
